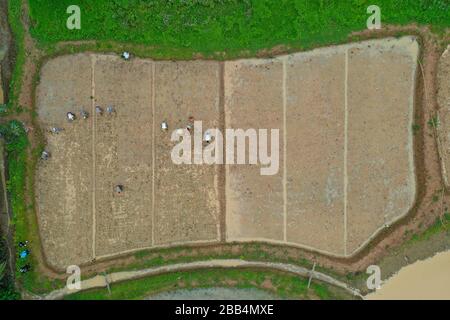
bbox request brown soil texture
[36,54,222,269]
[225,37,418,257]
[224,58,285,242]
[36,54,94,268]
[153,61,221,247]
[36,36,419,269]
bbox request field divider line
[343,49,349,256]
[218,62,226,242]
[91,54,97,259]
[283,57,287,242]
[151,62,156,247]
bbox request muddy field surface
[36,36,419,269]
[36,54,93,268]
[285,48,346,255]
[36,55,222,269]
[153,61,221,246]
[346,38,418,254]
[93,55,154,258]
[225,37,418,256]
[224,58,285,242]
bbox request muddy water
[146,287,278,300]
[366,250,450,300]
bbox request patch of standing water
[146,287,280,300]
[366,250,450,300]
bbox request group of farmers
[41,51,132,163]
[160,116,214,144]
[17,240,30,273]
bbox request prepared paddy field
[36,36,419,269]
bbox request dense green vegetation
[66,268,350,300]
[6,0,26,113]
[0,122,62,294]
[0,121,28,245]
[28,0,449,58]
[0,120,28,300]
[0,239,19,299]
[409,212,450,243]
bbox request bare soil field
[346,39,418,254]
[36,36,419,269]
[224,58,285,241]
[285,48,346,254]
[153,61,221,246]
[36,55,222,269]
[226,36,418,256]
[93,55,154,258]
[36,54,93,268]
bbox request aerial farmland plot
[36,55,223,268]
[226,37,418,257]
[1,0,449,303]
[35,37,418,269]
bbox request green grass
[2,1,64,295]
[0,237,20,300]
[428,115,440,129]
[65,268,346,300]
[409,212,450,243]
[0,121,27,299]
[0,121,28,244]
[28,0,449,58]
[99,243,315,277]
[0,120,63,295]
[6,0,26,113]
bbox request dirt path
[40,259,363,300]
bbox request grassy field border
[27,0,449,59]
[65,268,354,300]
[5,0,25,113]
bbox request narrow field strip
[151,62,156,247]
[91,55,97,260]
[343,48,349,256]
[94,239,220,261]
[283,56,288,243]
[218,62,227,242]
[42,259,363,300]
